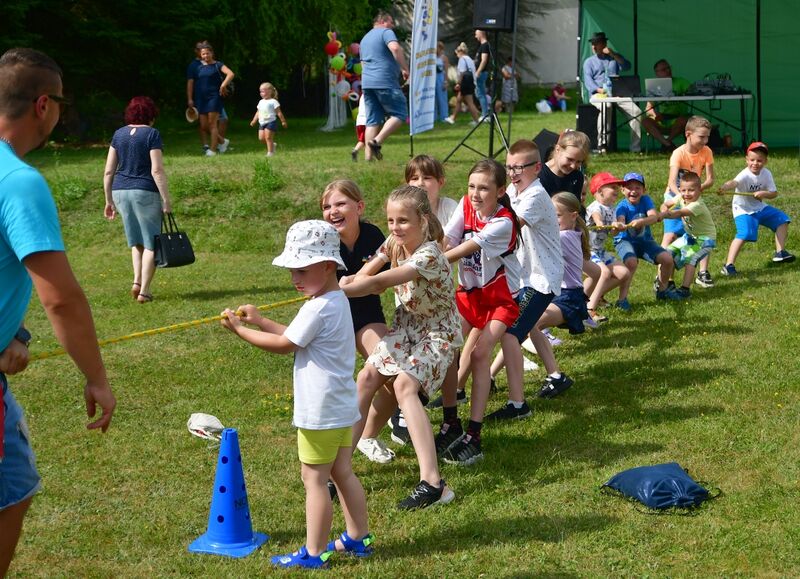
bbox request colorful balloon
[349,43,360,56]
[353,62,362,76]
[330,56,345,71]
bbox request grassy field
[10,110,800,577]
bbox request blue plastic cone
[188,428,269,557]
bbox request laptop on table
[645,77,673,97]
[610,75,641,97]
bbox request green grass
[10,111,800,577]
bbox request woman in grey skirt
[103,96,172,303]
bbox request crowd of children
[219,115,793,568]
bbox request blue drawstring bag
[601,462,720,512]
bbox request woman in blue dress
[435,41,450,122]
[188,42,234,157]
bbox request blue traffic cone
[188,428,269,557]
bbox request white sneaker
[266,152,274,157]
[444,116,455,125]
[218,138,230,153]
[205,149,216,157]
[521,337,537,355]
[356,437,395,464]
[469,120,478,127]
[523,356,539,372]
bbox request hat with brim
[590,172,624,194]
[589,32,608,44]
[746,141,768,154]
[185,106,199,123]
[623,172,646,185]
[272,220,347,270]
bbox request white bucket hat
[272,220,346,270]
[185,106,199,123]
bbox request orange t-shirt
[670,145,714,179]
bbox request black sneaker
[676,286,691,298]
[538,374,574,399]
[435,421,464,457]
[442,434,484,466]
[485,401,532,421]
[388,410,410,445]
[695,270,714,288]
[368,140,383,161]
[350,149,358,162]
[397,479,455,510]
[773,249,796,263]
[327,479,338,502]
[427,389,467,409]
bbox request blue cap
[623,172,645,185]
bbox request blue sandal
[326,531,375,557]
[270,545,331,569]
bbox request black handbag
[154,212,195,268]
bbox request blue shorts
[1,374,41,510]
[590,249,617,266]
[552,287,589,335]
[112,189,163,250]
[506,287,554,342]
[259,120,279,132]
[734,206,791,241]
[363,88,408,126]
[662,218,685,236]
[615,238,667,264]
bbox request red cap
[590,172,624,194]
[747,141,768,154]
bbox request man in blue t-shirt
[0,48,116,575]
[359,11,409,161]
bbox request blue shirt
[614,195,656,243]
[583,53,631,95]
[186,58,201,101]
[0,142,64,350]
[110,126,163,192]
[360,27,401,89]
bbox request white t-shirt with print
[507,179,563,296]
[283,290,359,430]
[731,166,776,218]
[586,199,616,254]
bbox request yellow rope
[28,295,308,362]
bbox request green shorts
[297,426,352,465]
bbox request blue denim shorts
[363,88,408,126]
[112,189,163,250]
[615,238,667,264]
[1,374,41,510]
[506,287,555,343]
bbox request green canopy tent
[578,0,799,148]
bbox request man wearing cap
[583,32,646,153]
[0,47,116,575]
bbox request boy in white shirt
[718,141,794,275]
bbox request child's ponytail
[552,191,590,260]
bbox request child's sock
[443,405,459,426]
[549,372,562,380]
[466,420,483,442]
[508,400,525,409]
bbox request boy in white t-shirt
[220,220,371,569]
[718,141,794,275]
[249,82,287,157]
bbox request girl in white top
[249,82,287,157]
[446,42,480,124]
[220,220,371,568]
[343,186,462,510]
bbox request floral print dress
[367,241,463,397]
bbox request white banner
[409,0,438,136]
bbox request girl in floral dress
[342,185,462,510]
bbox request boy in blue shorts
[719,141,794,274]
[614,172,685,301]
[660,171,716,297]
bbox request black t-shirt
[539,163,586,217]
[474,42,490,74]
[337,221,387,332]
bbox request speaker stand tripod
[443,109,509,162]
[443,30,511,163]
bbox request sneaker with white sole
[773,249,796,263]
[205,149,216,157]
[442,434,483,466]
[356,437,395,464]
[485,401,532,421]
[720,263,738,276]
[218,138,230,153]
[538,373,574,399]
[444,116,455,125]
[695,270,714,288]
[388,410,410,445]
[542,328,562,347]
[397,479,455,510]
[435,421,464,456]
[523,356,539,372]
